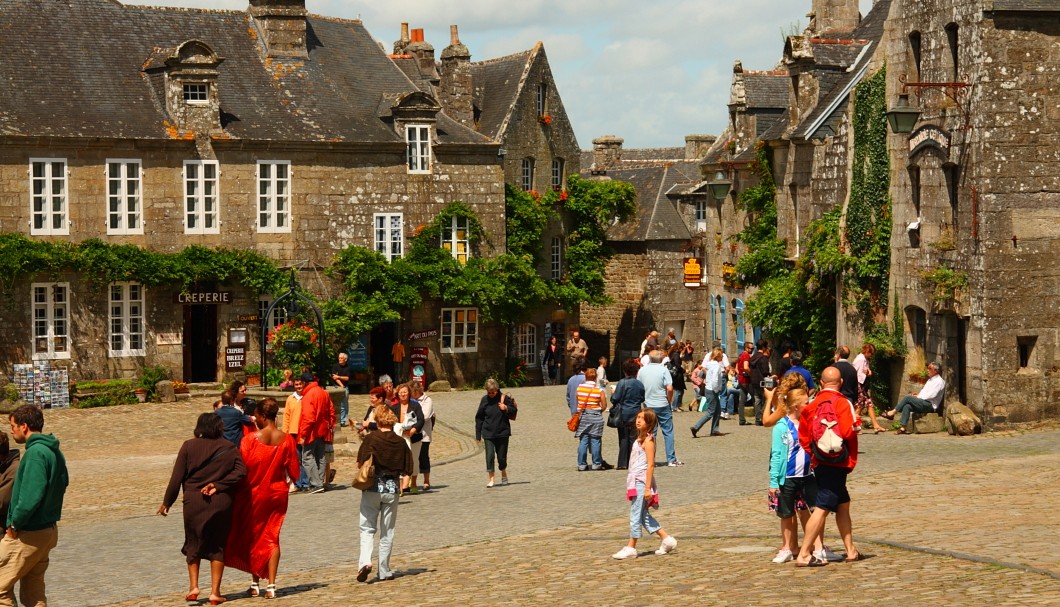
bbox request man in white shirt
[884,362,946,434]
[637,349,682,466]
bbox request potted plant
[133,388,148,403]
[137,364,169,402]
[244,363,262,387]
[267,320,318,373]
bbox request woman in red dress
[225,397,300,599]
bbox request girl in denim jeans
[612,409,677,559]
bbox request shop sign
[174,291,232,304]
[908,125,950,156]
[683,257,704,288]
[407,329,439,341]
[156,332,182,345]
[238,314,259,323]
[349,337,368,370]
[225,346,246,370]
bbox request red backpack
[809,394,849,465]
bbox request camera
[760,377,777,389]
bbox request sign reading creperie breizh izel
[173,291,232,304]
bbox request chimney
[684,134,716,160]
[248,0,308,59]
[407,28,439,83]
[592,135,624,171]
[809,0,861,36]
[393,23,410,55]
[440,25,474,126]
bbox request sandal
[795,555,828,567]
[845,552,868,562]
[185,591,200,601]
[247,582,259,597]
[896,427,908,435]
[264,584,276,599]
[872,427,887,434]
[881,410,896,420]
[208,598,227,606]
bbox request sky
[135,0,877,149]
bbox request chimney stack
[393,22,410,55]
[407,28,439,83]
[592,135,624,171]
[684,134,717,160]
[248,0,308,59]
[440,25,474,126]
[809,0,861,36]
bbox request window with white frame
[107,159,143,235]
[536,83,547,116]
[521,157,535,191]
[258,296,290,330]
[109,282,145,356]
[442,216,470,264]
[257,161,291,233]
[695,199,707,232]
[551,158,564,190]
[441,307,477,353]
[516,323,537,364]
[406,124,431,173]
[550,236,563,281]
[30,159,68,236]
[32,283,70,360]
[183,160,219,234]
[183,82,208,104]
[374,213,404,261]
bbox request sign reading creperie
[174,291,232,304]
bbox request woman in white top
[410,382,435,491]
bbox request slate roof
[791,0,892,140]
[601,161,700,242]
[811,40,869,68]
[0,0,490,145]
[471,50,533,140]
[744,73,790,109]
[991,0,1060,11]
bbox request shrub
[73,379,137,409]
[138,365,169,400]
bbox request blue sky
[137,1,876,149]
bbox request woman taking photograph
[610,358,645,470]
[474,378,517,488]
[159,413,247,604]
[225,398,300,599]
[356,404,413,583]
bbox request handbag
[501,394,517,421]
[568,390,589,432]
[352,453,375,490]
[606,406,621,429]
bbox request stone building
[388,26,581,379]
[0,0,512,385]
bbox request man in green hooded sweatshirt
[0,405,68,607]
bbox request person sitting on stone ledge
[883,362,945,435]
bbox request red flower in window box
[538,114,552,125]
[559,191,569,201]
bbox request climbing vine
[0,234,288,297]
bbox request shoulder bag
[568,392,588,432]
[352,453,375,490]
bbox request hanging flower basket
[538,114,552,125]
[268,321,318,371]
[283,339,304,354]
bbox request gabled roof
[471,48,534,140]
[744,73,790,110]
[0,0,490,145]
[602,161,701,242]
[791,0,892,140]
[811,40,870,68]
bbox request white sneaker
[500,477,509,486]
[772,549,793,563]
[486,479,495,488]
[655,536,677,555]
[814,546,844,562]
[612,546,638,560]
[667,460,685,467]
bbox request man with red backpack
[794,366,863,566]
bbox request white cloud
[131,0,881,148]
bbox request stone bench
[908,411,945,434]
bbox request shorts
[324,442,335,464]
[813,465,850,512]
[776,475,817,518]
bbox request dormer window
[183,83,209,104]
[406,124,431,174]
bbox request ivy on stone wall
[0,234,288,297]
[734,145,787,286]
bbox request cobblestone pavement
[36,386,1060,606]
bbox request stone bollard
[156,380,176,403]
[945,402,982,435]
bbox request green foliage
[0,234,287,297]
[2,383,19,402]
[267,321,320,371]
[921,265,968,302]
[73,379,137,409]
[734,146,788,286]
[137,365,169,399]
[505,184,556,262]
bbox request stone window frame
[694,199,707,232]
[551,158,564,190]
[106,159,144,235]
[406,124,432,174]
[908,30,923,80]
[29,158,69,236]
[442,216,470,264]
[536,83,547,116]
[944,22,960,81]
[440,307,478,353]
[256,160,292,234]
[521,157,535,191]
[182,82,209,104]
[550,236,563,281]
[109,282,146,357]
[183,160,220,235]
[374,212,404,262]
[32,282,71,360]
[516,323,537,365]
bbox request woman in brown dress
[158,413,247,604]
